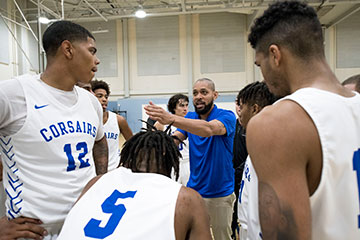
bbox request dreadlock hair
[120,124,181,180]
[91,79,110,95]
[167,94,189,114]
[236,81,277,108]
[248,1,324,60]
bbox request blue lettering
[40,128,52,142]
[49,124,60,138]
[87,123,92,135]
[110,133,114,139]
[58,122,68,135]
[67,121,74,133]
[83,122,86,133]
[114,134,118,140]
[92,126,97,137]
[76,121,82,133]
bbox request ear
[252,104,262,115]
[60,40,74,59]
[213,91,219,100]
[268,44,281,67]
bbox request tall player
[247,1,360,239]
[91,80,133,171]
[155,94,190,186]
[0,21,108,239]
[58,129,212,239]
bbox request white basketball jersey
[282,88,360,239]
[238,156,262,240]
[0,75,99,234]
[58,167,182,239]
[104,111,121,171]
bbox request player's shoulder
[247,99,314,147]
[176,186,204,211]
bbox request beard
[194,100,213,115]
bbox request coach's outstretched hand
[0,216,47,240]
[145,101,175,125]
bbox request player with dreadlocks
[58,127,212,240]
[120,124,181,180]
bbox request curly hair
[43,21,94,57]
[342,74,360,93]
[120,127,181,180]
[91,79,110,95]
[248,1,324,59]
[167,94,189,114]
[236,81,277,108]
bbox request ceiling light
[135,9,146,18]
[39,17,50,24]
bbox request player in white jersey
[155,94,190,186]
[0,21,108,239]
[246,1,360,239]
[91,80,133,171]
[58,129,212,239]
[234,82,276,240]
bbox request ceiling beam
[83,0,108,22]
[29,0,60,19]
[326,3,360,27]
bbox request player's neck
[42,63,75,91]
[287,59,339,93]
[103,111,109,124]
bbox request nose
[95,56,100,65]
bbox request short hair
[91,80,110,95]
[42,20,95,57]
[236,81,276,108]
[167,94,189,114]
[120,129,181,180]
[194,78,215,91]
[248,1,324,59]
[342,74,360,85]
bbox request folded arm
[93,135,108,175]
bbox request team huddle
[0,1,360,240]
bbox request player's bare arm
[154,121,165,131]
[145,102,226,137]
[0,216,47,240]
[117,115,133,141]
[172,131,186,147]
[174,186,212,240]
[247,100,322,240]
[93,135,108,175]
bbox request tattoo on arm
[258,182,298,240]
[93,136,108,175]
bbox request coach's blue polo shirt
[178,104,236,198]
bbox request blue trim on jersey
[177,104,236,198]
[0,136,23,219]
